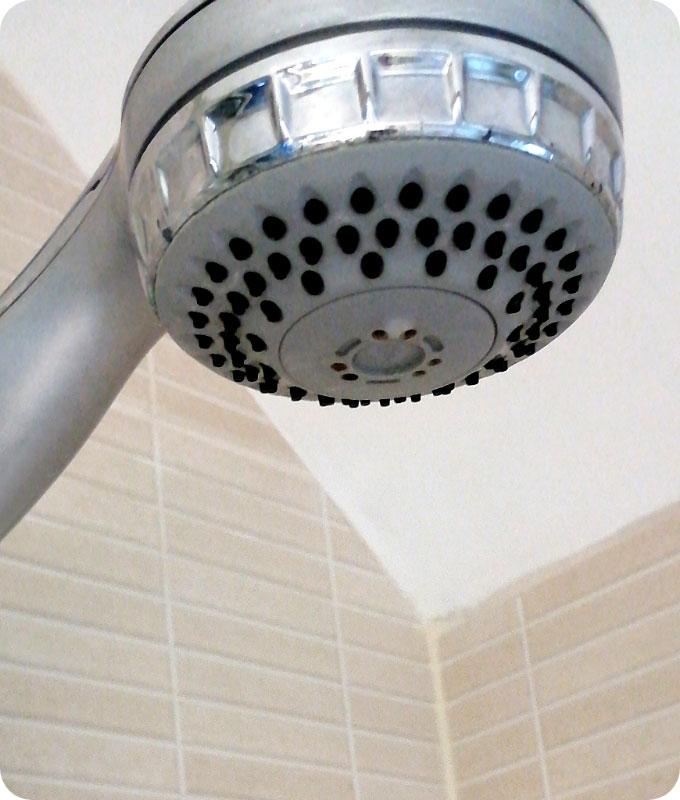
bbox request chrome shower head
[0,0,624,534]
[128,0,623,406]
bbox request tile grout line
[1,604,431,705]
[1,773,177,800]
[425,624,459,800]
[0,140,85,188]
[547,698,680,756]
[542,649,680,713]
[153,375,273,425]
[0,658,172,698]
[457,756,541,789]
[446,668,526,707]
[0,97,79,143]
[322,492,362,800]
[0,712,176,749]
[148,352,188,797]
[517,596,552,800]
[185,741,441,786]
[534,597,680,668]
[0,606,168,649]
[0,655,433,740]
[171,533,388,586]
[439,629,520,667]
[526,549,680,628]
[26,511,160,555]
[0,220,47,248]
[0,182,64,219]
[553,755,680,799]
[453,710,535,747]
[168,550,420,626]
[0,552,163,602]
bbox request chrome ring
[129,29,624,303]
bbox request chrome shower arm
[0,155,163,541]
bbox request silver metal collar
[129,29,624,293]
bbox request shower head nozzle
[0,0,624,535]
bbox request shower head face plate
[155,138,615,404]
[133,28,623,406]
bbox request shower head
[0,0,624,536]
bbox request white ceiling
[2,0,679,618]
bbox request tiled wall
[432,503,680,800]
[0,73,445,800]
[2,70,679,800]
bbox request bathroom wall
[0,72,445,800]
[432,503,680,800]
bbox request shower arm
[0,153,163,541]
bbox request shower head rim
[120,0,622,180]
[129,29,624,289]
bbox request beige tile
[159,424,320,515]
[0,72,41,119]
[0,107,83,182]
[0,614,171,691]
[361,775,447,800]
[534,604,680,706]
[68,440,156,502]
[172,604,340,681]
[335,563,417,621]
[442,633,525,702]
[162,468,324,554]
[91,407,154,459]
[178,651,345,723]
[331,522,383,573]
[350,689,438,741]
[0,719,178,791]
[184,750,355,799]
[0,185,61,245]
[542,657,680,750]
[0,516,163,594]
[345,647,435,702]
[354,732,442,782]
[448,674,531,740]
[0,145,81,212]
[340,607,429,662]
[452,716,538,784]
[113,370,152,416]
[153,335,266,417]
[3,777,173,800]
[438,597,520,661]
[325,497,349,525]
[181,700,350,767]
[547,705,680,793]
[166,512,330,596]
[523,504,680,621]
[169,555,335,638]
[0,266,18,293]
[458,762,544,800]
[34,475,160,547]
[563,764,680,800]
[0,666,174,741]
[0,227,39,276]
[154,379,297,466]
[0,560,166,641]
[3,778,173,800]
[527,557,680,662]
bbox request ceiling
[2,0,679,618]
